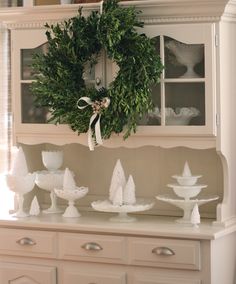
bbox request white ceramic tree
[11,147,28,176]
[182,161,192,177]
[63,168,76,191]
[123,175,136,205]
[109,159,126,203]
[191,203,200,227]
[112,185,123,206]
[29,196,40,216]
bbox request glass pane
[164,37,205,79]
[21,83,48,123]
[138,83,161,125]
[165,83,205,126]
[21,42,48,80]
[83,61,95,83]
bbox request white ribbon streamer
[77,96,110,151]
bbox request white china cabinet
[0,1,236,284]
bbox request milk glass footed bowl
[35,170,64,214]
[165,40,204,78]
[172,175,202,186]
[54,187,88,218]
[42,151,63,171]
[6,173,36,218]
[167,183,207,200]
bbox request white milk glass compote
[54,168,89,218]
[165,40,204,78]
[35,151,64,214]
[5,147,35,218]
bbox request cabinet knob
[152,246,175,256]
[16,237,36,246]
[81,242,103,251]
[95,77,101,86]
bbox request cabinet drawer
[0,228,57,258]
[59,233,126,264]
[128,237,200,270]
[62,267,126,284]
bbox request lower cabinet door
[63,267,126,284]
[0,262,56,284]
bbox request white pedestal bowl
[6,173,36,218]
[54,187,88,218]
[35,170,64,214]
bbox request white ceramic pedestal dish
[156,195,219,224]
[165,40,204,78]
[172,175,202,186]
[6,173,35,218]
[54,187,88,218]
[167,183,207,200]
[35,170,64,214]
[91,200,154,222]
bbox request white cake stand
[91,200,154,222]
[54,187,88,218]
[156,195,219,224]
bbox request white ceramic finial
[112,185,123,206]
[123,175,136,205]
[109,159,126,203]
[11,147,28,176]
[63,168,76,191]
[29,196,40,216]
[191,203,200,227]
[182,161,192,177]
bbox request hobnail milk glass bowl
[172,175,201,186]
[42,151,63,171]
[167,184,207,200]
[35,170,64,213]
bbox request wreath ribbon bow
[77,96,110,151]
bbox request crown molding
[0,0,236,29]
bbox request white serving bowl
[172,175,201,186]
[148,107,200,125]
[42,151,63,171]
[167,184,207,199]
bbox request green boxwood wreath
[32,0,163,143]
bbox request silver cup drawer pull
[16,237,36,246]
[152,246,175,256]
[81,242,103,251]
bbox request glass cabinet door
[21,42,49,124]
[139,23,216,136]
[12,29,105,135]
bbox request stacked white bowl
[167,161,207,200]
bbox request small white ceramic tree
[109,159,126,203]
[191,203,201,227]
[182,161,192,177]
[29,196,40,216]
[123,175,136,205]
[63,168,76,191]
